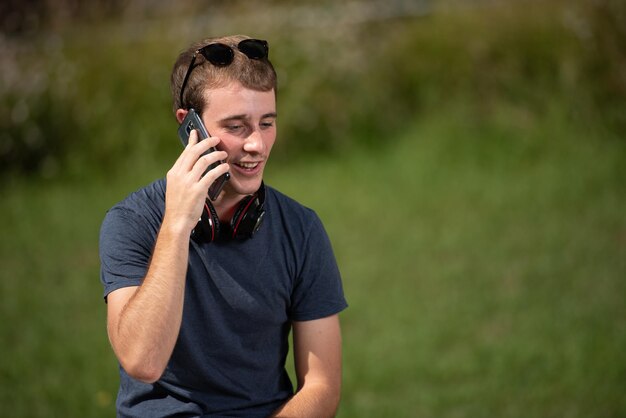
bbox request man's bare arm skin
[106,131,229,383]
[272,315,343,417]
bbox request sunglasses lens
[202,43,234,66]
[238,39,268,60]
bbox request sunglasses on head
[179,38,269,109]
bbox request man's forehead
[204,80,274,97]
[202,84,275,121]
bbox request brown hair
[170,34,277,114]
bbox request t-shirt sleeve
[99,207,155,300]
[289,214,348,321]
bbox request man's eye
[226,125,243,132]
[260,121,274,129]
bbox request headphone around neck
[191,182,266,242]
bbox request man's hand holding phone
[164,129,229,236]
[177,109,230,201]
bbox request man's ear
[175,108,189,124]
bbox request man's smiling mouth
[234,161,260,170]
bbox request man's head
[171,35,277,114]
[171,35,278,201]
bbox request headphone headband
[191,182,266,242]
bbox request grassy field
[279,106,626,417]
[1,102,624,416]
[1,1,625,415]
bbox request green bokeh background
[1,1,625,416]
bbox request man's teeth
[237,162,258,169]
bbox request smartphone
[177,109,230,201]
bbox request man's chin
[224,176,263,197]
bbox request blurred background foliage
[1,0,625,181]
[1,0,625,416]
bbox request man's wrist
[160,214,195,241]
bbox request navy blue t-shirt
[99,179,347,417]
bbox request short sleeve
[289,215,348,321]
[99,207,156,300]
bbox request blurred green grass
[276,104,625,417]
[2,102,624,416]
[3,0,625,179]
[1,0,625,416]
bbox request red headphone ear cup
[192,199,220,242]
[230,195,254,239]
[230,182,266,239]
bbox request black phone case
[177,109,230,200]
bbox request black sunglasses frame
[178,39,269,109]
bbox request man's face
[200,81,277,199]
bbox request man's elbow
[326,385,342,416]
[128,368,163,384]
[110,337,168,384]
[307,379,342,416]
[319,384,341,417]
[119,356,166,384]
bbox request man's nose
[243,129,264,153]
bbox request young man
[99,35,348,417]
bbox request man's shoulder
[110,178,166,213]
[265,185,316,218]
[264,185,326,238]
[102,178,166,233]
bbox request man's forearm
[110,218,190,383]
[272,383,340,418]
